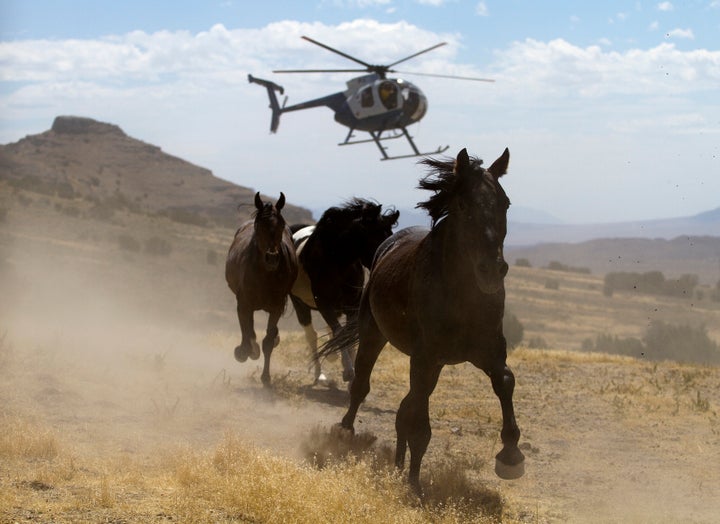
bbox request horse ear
[362,202,381,222]
[385,209,400,226]
[277,192,285,210]
[488,148,510,178]
[455,148,470,174]
[254,192,263,211]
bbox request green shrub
[503,312,524,350]
[545,278,560,290]
[545,261,591,274]
[643,321,719,365]
[515,258,531,268]
[604,271,699,299]
[585,322,719,365]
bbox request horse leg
[395,358,443,496]
[290,295,325,384]
[340,308,387,431]
[260,309,281,387]
[319,307,354,383]
[488,363,525,479]
[234,298,258,363]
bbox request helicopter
[248,36,494,161]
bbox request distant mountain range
[506,210,720,246]
[379,204,720,247]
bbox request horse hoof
[314,372,329,386]
[342,369,355,383]
[332,422,354,436]
[234,345,248,363]
[250,341,261,360]
[495,457,525,480]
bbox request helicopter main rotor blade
[301,35,373,69]
[387,42,447,68]
[393,70,495,82]
[273,68,369,74]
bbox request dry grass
[0,417,510,523]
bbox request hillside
[506,210,720,246]
[506,236,720,285]
[0,116,313,227]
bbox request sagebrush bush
[503,312,524,350]
[643,321,720,365]
[586,321,719,365]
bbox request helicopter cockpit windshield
[378,81,399,109]
[398,80,427,122]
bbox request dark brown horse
[290,199,399,384]
[226,192,298,387]
[321,148,524,494]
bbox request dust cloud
[0,232,341,467]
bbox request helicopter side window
[360,87,374,108]
[379,81,398,109]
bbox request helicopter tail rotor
[248,74,285,133]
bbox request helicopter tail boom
[248,74,284,133]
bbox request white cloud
[666,28,695,39]
[475,1,489,16]
[648,20,659,31]
[492,38,718,99]
[657,1,674,11]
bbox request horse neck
[432,217,478,276]
[314,227,363,268]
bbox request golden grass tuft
[163,430,507,523]
[0,416,59,460]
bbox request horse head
[418,148,510,293]
[253,191,287,271]
[357,201,400,268]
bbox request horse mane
[315,198,381,235]
[416,155,484,226]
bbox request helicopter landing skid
[338,127,449,160]
[340,128,448,161]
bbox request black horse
[225,192,298,387]
[321,148,524,494]
[290,199,399,384]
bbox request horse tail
[317,317,360,360]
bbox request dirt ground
[1,198,719,523]
[3,284,720,523]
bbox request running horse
[290,199,399,384]
[225,192,298,387]
[321,148,525,494]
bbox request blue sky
[1,0,719,224]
